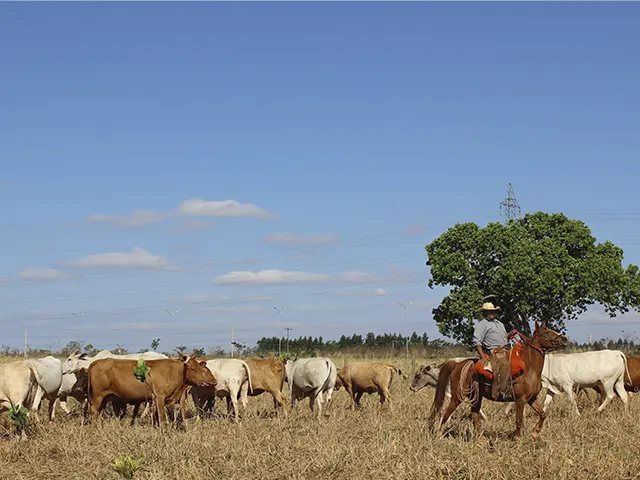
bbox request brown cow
[334,362,400,409]
[86,353,216,427]
[239,358,287,413]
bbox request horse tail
[427,360,457,429]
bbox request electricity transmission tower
[499,183,522,224]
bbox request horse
[427,321,570,440]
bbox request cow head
[410,364,440,392]
[334,374,344,391]
[62,351,92,374]
[71,367,89,397]
[183,357,217,388]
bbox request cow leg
[29,386,45,423]
[564,386,580,416]
[354,391,364,409]
[228,389,240,423]
[379,386,391,408]
[597,383,617,413]
[89,394,108,425]
[58,395,71,415]
[129,403,141,426]
[155,396,167,428]
[614,377,629,411]
[542,391,555,413]
[47,395,56,421]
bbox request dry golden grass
[1,355,639,480]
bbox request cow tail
[621,352,631,385]
[325,359,336,391]
[241,361,253,394]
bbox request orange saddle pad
[473,343,526,381]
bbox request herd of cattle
[0,347,637,433]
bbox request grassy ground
[0,355,639,480]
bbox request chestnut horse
[427,321,570,439]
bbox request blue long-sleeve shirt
[473,317,508,350]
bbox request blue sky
[1,3,640,353]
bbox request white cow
[285,357,337,418]
[191,359,252,423]
[540,350,630,415]
[0,357,63,423]
[24,356,63,421]
[59,350,168,415]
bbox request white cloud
[19,267,71,281]
[214,269,384,286]
[333,288,388,297]
[265,233,338,245]
[64,247,177,271]
[179,199,276,219]
[88,210,166,228]
[215,269,331,285]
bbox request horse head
[532,320,570,352]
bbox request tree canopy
[425,212,640,344]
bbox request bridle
[526,328,566,355]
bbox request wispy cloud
[87,210,167,228]
[264,233,338,245]
[18,267,71,282]
[85,198,277,229]
[64,247,178,271]
[213,269,383,286]
[179,199,277,219]
[334,288,388,297]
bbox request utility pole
[24,328,28,357]
[231,326,234,358]
[399,302,412,357]
[499,183,522,224]
[274,306,286,355]
[57,336,60,352]
[285,327,292,354]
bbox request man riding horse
[473,301,511,400]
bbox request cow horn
[174,348,185,357]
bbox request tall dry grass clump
[0,355,639,479]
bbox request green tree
[425,212,640,344]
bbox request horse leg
[529,397,546,439]
[513,396,527,439]
[470,397,485,439]
[437,395,461,436]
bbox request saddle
[473,343,526,381]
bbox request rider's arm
[472,321,487,357]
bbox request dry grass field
[1,355,639,480]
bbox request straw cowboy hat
[479,302,500,312]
